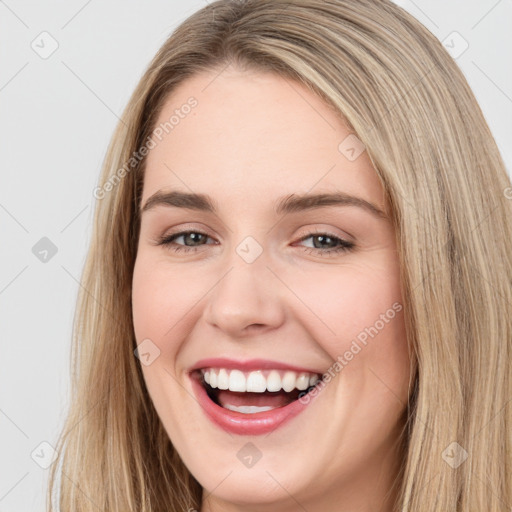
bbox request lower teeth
[223,404,276,414]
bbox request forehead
[142,66,385,211]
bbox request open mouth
[194,368,321,414]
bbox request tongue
[217,389,297,409]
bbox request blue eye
[157,230,354,256]
[296,232,354,256]
[158,231,215,253]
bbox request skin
[132,64,413,512]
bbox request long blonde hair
[47,1,512,510]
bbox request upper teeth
[201,368,320,393]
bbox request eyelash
[156,229,355,257]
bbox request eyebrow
[141,190,387,219]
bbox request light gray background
[1,1,511,510]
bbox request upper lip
[189,357,324,375]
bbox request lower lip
[189,373,319,436]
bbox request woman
[47,0,512,511]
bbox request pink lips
[188,358,322,436]
[189,357,323,375]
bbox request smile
[189,359,324,435]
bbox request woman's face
[132,65,412,511]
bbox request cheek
[132,256,204,352]
[132,257,206,433]
[291,261,409,388]
[295,262,403,340]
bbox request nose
[202,250,287,338]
